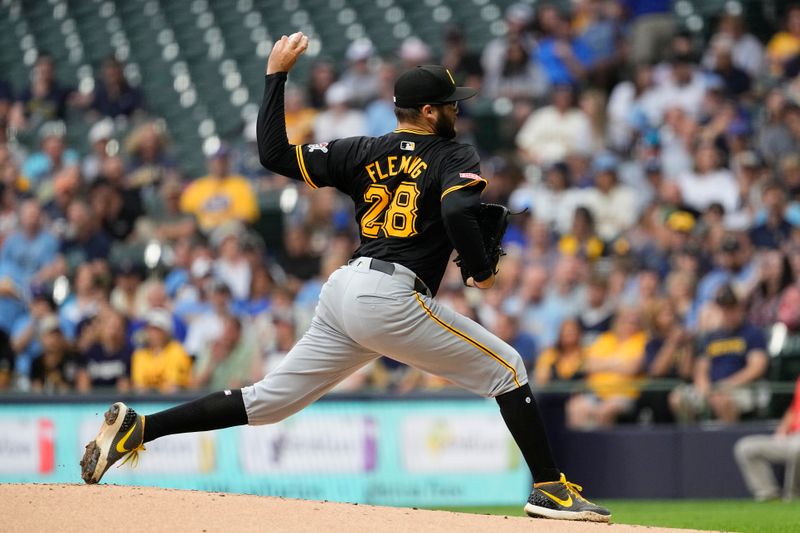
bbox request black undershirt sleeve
[441,187,493,282]
[256,72,303,181]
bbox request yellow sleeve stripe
[440,177,487,200]
[414,293,521,388]
[295,145,318,189]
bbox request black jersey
[256,72,490,295]
[295,130,486,294]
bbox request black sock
[143,389,249,443]
[496,383,561,483]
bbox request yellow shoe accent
[117,443,146,469]
[538,489,572,507]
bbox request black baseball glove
[454,203,510,284]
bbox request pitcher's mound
[2,483,710,533]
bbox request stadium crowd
[0,1,798,432]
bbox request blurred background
[0,0,799,513]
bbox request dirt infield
[2,484,713,533]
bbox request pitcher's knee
[491,350,528,396]
[241,383,297,426]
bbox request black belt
[364,258,430,296]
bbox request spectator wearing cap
[516,85,593,166]
[193,314,256,390]
[312,82,368,142]
[566,307,647,429]
[696,234,758,309]
[131,309,191,392]
[81,119,115,183]
[338,38,380,108]
[670,285,768,423]
[750,182,796,250]
[30,315,77,394]
[534,9,594,86]
[10,54,75,130]
[76,308,132,393]
[734,372,800,501]
[179,143,259,234]
[90,56,145,119]
[20,121,80,190]
[9,285,57,387]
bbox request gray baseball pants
[734,433,800,500]
[242,257,527,425]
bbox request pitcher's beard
[435,113,457,139]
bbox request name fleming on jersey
[365,155,428,182]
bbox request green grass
[438,500,800,532]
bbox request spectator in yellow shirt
[132,309,192,393]
[566,307,646,429]
[766,5,800,76]
[180,144,259,233]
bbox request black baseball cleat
[80,402,146,484]
[524,473,611,522]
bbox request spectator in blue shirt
[534,10,594,86]
[54,200,111,277]
[0,200,59,333]
[492,311,538,374]
[76,308,132,392]
[21,121,80,192]
[670,285,768,423]
[696,234,758,308]
[90,57,145,119]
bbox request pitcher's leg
[348,292,559,482]
[243,317,377,425]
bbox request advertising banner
[0,399,529,506]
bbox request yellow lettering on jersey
[365,155,427,181]
[410,160,428,179]
[398,155,413,174]
[365,162,378,183]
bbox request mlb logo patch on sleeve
[400,141,415,151]
[307,143,329,153]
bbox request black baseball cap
[394,65,477,108]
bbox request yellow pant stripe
[295,145,318,189]
[414,293,520,388]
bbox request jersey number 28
[361,181,420,238]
